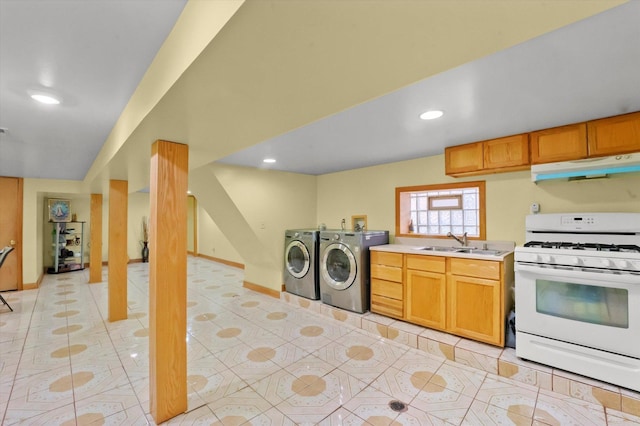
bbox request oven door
[515,263,640,358]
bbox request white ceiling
[0,0,187,180]
[219,1,640,175]
[1,1,639,182]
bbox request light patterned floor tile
[92,402,150,425]
[395,405,448,425]
[534,389,607,426]
[4,401,77,426]
[316,407,363,426]
[2,257,633,425]
[73,382,141,424]
[275,368,367,425]
[162,404,218,425]
[206,386,273,425]
[394,347,445,376]
[410,382,475,425]
[474,375,538,418]
[369,366,429,403]
[462,399,532,426]
[606,408,640,425]
[429,360,487,399]
[342,384,401,424]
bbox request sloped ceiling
[2,0,638,194]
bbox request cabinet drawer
[405,254,446,273]
[371,264,402,282]
[371,294,403,318]
[449,258,500,280]
[371,278,403,300]
[371,251,403,267]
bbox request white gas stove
[514,212,640,392]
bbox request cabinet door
[448,274,502,346]
[406,269,446,330]
[445,142,483,175]
[483,134,529,170]
[587,111,640,157]
[530,123,588,164]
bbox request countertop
[370,238,515,261]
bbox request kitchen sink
[414,246,460,252]
[413,246,506,256]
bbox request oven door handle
[516,263,640,285]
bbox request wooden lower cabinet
[406,269,446,330]
[448,274,502,346]
[370,251,404,319]
[370,250,513,347]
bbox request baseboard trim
[23,273,42,290]
[197,254,244,270]
[243,281,280,299]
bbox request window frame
[395,181,486,240]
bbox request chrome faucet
[447,231,468,247]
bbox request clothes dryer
[283,229,320,300]
[319,230,389,313]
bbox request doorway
[187,195,197,255]
[0,177,23,291]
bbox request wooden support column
[149,140,188,423]
[108,180,128,321]
[88,193,103,283]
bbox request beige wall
[23,179,152,285]
[22,155,640,289]
[317,154,640,245]
[190,163,317,291]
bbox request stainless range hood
[531,153,640,182]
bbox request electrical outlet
[531,202,540,214]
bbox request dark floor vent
[388,400,407,412]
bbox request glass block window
[396,181,485,239]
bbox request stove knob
[616,260,630,269]
[568,256,581,266]
[600,258,613,268]
[539,254,552,263]
[333,234,340,241]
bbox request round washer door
[285,240,310,279]
[321,242,357,290]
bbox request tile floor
[0,256,638,425]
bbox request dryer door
[285,240,311,279]
[321,242,357,290]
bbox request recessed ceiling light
[263,158,276,163]
[420,110,443,120]
[31,94,61,105]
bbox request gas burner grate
[524,241,640,253]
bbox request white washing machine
[319,230,389,313]
[283,229,320,300]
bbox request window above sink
[396,181,486,240]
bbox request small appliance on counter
[318,230,389,313]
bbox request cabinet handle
[10,239,16,246]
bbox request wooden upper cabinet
[483,134,529,170]
[530,123,588,164]
[446,134,529,176]
[445,142,483,175]
[587,111,640,157]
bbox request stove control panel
[560,215,596,226]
